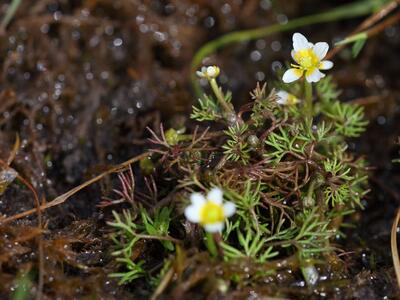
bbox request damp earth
[0,1,399,299]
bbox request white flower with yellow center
[282,33,333,83]
[196,65,220,80]
[184,188,236,232]
[276,90,300,106]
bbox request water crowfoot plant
[107,31,370,297]
[283,33,334,119]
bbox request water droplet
[113,38,123,47]
[221,3,231,14]
[260,0,272,10]
[377,115,386,125]
[153,31,166,42]
[271,41,282,52]
[136,15,145,24]
[139,24,149,33]
[204,16,215,28]
[53,11,62,21]
[256,39,266,50]
[250,50,262,62]
[277,14,288,24]
[104,25,114,35]
[271,61,283,72]
[255,71,265,81]
[40,23,49,34]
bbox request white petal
[308,42,314,47]
[276,98,286,105]
[223,202,236,217]
[305,68,325,83]
[276,90,289,105]
[313,42,329,60]
[204,222,224,233]
[319,60,333,70]
[207,187,223,204]
[206,66,216,77]
[190,193,206,206]
[282,68,303,83]
[293,33,310,51]
[291,50,297,62]
[196,71,204,78]
[184,205,201,223]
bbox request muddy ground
[0,0,399,299]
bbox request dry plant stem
[366,12,400,38]
[135,234,181,244]
[357,0,400,31]
[150,267,175,300]
[7,134,20,166]
[391,208,400,289]
[326,0,400,59]
[0,151,151,224]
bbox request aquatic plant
[107,32,370,295]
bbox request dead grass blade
[391,208,400,289]
[0,151,151,225]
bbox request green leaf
[352,37,367,58]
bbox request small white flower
[282,33,333,84]
[184,187,236,233]
[276,90,300,106]
[196,65,220,80]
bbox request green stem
[191,0,389,96]
[304,178,316,208]
[304,80,313,119]
[205,232,218,257]
[209,78,234,115]
[0,0,22,33]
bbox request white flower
[282,33,333,83]
[196,65,220,80]
[276,90,300,106]
[184,187,236,233]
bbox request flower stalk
[209,78,234,116]
[196,65,235,119]
[304,80,313,119]
[205,232,219,257]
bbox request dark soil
[0,0,399,299]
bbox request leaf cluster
[107,74,370,289]
[107,207,174,284]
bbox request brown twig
[391,208,400,289]
[326,0,400,60]
[0,151,151,224]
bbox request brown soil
[0,1,399,299]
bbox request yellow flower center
[200,202,224,225]
[293,49,319,69]
[287,94,298,105]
